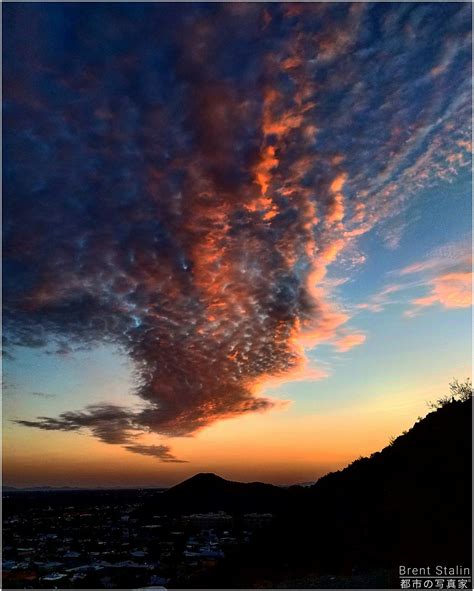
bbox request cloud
[401,242,472,315]
[124,444,187,463]
[357,283,408,314]
[359,240,472,317]
[14,404,143,444]
[14,403,187,460]
[333,333,367,353]
[406,272,471,317]
[3,3,471,459]
[31,392,56,399]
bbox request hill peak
[166,472,231,496]
[178,472,225,486]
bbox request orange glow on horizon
[5,371,470,489]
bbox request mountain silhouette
[166,391,472,588]
[160,471,288,514]
[294,395,472,569]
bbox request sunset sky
[3,2,472,488]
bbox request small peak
[188,472,224,483]
[170,472,227,491]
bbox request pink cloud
[360,241,472,318]
[407,271,472,316]
[333,333,367,353]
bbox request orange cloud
[409,272,472,314]
[333,333,367,352]
[360,242,472,318]
[329,173,347,194]
[327,193,345,224]
[252,145,279,202]
[326,173,347,224]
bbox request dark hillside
[303,397,472,568]
[181,393,472,588]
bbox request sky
[3,2,472,488]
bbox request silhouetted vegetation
[427,378,472,409]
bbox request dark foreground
[3,394,472,589]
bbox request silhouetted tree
[428,378,472,409]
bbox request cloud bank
[4,3,471,459]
